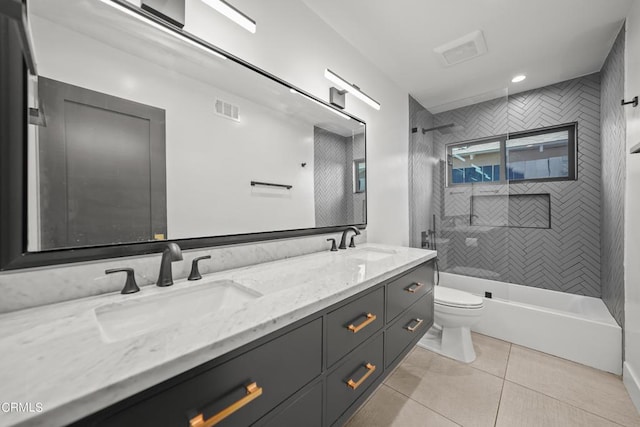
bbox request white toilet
[418,286,484,363]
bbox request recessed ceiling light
[512,75,526,83]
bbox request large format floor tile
[505,345,640,427]
[385,347,503,427]
[346,384,459,427]
[496,381,621,427]
[469,332,511,378]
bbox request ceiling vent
[434,30,487,67]
[215,98,240,122]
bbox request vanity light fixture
[511,74,526,83]
[290,88,351,120]
[324,69,381,111]
[98,0,227,60]
[201,0,256,33]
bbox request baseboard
[624,362,640,413]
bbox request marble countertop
[0,244,436,427]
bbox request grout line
[493,343,512,427]
[416,343,507,380]
[503,379,628,427]
[383,382,462,426]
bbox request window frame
[446,122,577,187]
[353,158,366,193]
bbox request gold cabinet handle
[346,363,376,390]
[189,382,263,427]
[406,318,424,332]
[405,282,424,293]
[347,313,377,333]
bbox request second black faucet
[338,226,361,250]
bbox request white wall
[31,15,317,240]
[135,0,411,246]
[624,0,640,410]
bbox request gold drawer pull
[346,363,376,390]
[405,282,424,293]
[406,318,424,332]
[347,313,377,333]
[189,382,263,427]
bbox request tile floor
[346,333,640,427]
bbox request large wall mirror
[0,0,366,268]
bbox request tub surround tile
[469,332,511,378]
[0,244,434,427]
[385,347,503,427]
[0,231,365,314]
[496,381,621,427]
[345,384,459,427]
[506,345,640,427]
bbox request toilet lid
[435,286,484,308]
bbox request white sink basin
[95,280,262,342]
[349,247,398,261]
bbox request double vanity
[0,245,436,427]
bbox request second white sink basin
[349,247,398,261]
[95,280,262,342]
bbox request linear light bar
[324,69,381,110]
[202,0,256,33]
[290,89,350,120]
[98,0,227,60]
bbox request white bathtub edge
[438,273,622,375]
[624,362,640,413]
[472,298,622,374]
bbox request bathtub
[439,272,622,374]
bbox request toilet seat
[434,286,484,309]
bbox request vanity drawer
[326,287,384,366]
[255,381,322,427]
[326,334,384,425]
[98,319,322,427]
[385,291,433,368]
[386,261,434,323]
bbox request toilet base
[417,324,477,363]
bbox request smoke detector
[434,30,487,67]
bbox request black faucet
[339,226,361,250]
[156,242,183,287]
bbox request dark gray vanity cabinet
[73,260,434,427]
[386,262,434,323]
[326,287,384,366]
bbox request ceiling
[303,0,633,113]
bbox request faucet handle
[326,238,338,252]
[188,255,211,281]
[349,235,357,248]
[105,268,140,294]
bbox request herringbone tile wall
[430,75,602,297]
[600,26,626,327]
[314,127,366,227]
[471,194,550,229]
[409,95,435,248]
[314,127,349,227]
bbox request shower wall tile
[314,126,349,227]
[431,74,602,298]
[600,25,626,327]
[408,96,435,248]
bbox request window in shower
[447,123,576,186]
[449,140,502,184]
[506,125,576,182]
[354,159,366,193]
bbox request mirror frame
[0,0,366,270]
